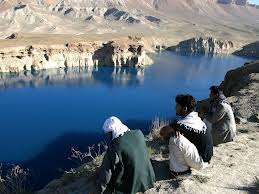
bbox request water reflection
[0,66,145,90]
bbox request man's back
[205,100,236,145]
[109,130,155,194]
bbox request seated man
[94,116,155,194]
[200,86,236,146]
[160,95,213,176]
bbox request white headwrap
[103,116,130,140]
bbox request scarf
[177,112,207,134]
[210,93,227,113]
[103,116,130,140]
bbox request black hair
[209,85,222,95]
[175,94,196,112]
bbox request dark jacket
[170,113,213,163]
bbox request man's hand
[175,131,182,138]
[160,126,175,139]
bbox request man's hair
[175,94,196,112]
[209,85,222,95]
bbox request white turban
[103,116,130,140]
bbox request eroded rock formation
[0,39,152,73]
[167,37,236,55]
[233,41,259,59]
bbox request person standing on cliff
[199,86,236,146]
[160,94,213,176]
[93,116,155,194]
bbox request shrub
[0,164,29,194]
[149,117,169,140]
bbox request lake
[0,51,251,188]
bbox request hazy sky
[249,0,259,4]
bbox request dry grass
[0,164,30,194]
[45,142,107,191]
[149,117,169,141]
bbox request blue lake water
[0,51,251,188]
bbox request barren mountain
[0,0,258,47]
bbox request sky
[249,0,259,4]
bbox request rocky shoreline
[167,37,237,55]
[1,35,259,74]
[0,37,153,73]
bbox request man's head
[103,116,129,140]
[209,86,222,100]
[175,94,196,116]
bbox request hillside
[0,0,258,47]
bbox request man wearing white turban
[94,116,155,194]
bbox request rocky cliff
[167,37,236,55]
[221,60,259,121]
[0,38,152,73]
[233,41,259,59]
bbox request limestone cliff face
[233,41,259,59]
[167,37,236,55]
[0,39,152,73]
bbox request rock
[0,39,152,73]
[221,61,259,120]
[126,16,140,24]
[145,16,161,24]
[14,3,26,11]
[248,113,259,123]
[222,61,259,96]
[233,41,259,59]
[5,33,21,39]
[92,41,151,67]
[235,116,247,124]
[103,7,139,24]
[64,7,73,15]
[167,37,236,55]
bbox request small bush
[0,164,29,194]
[60,142,107,186]
[149,117,169,140]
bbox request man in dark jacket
[94,116,155,194]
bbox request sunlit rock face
[167,37,236,55]
[0,39,152,73]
